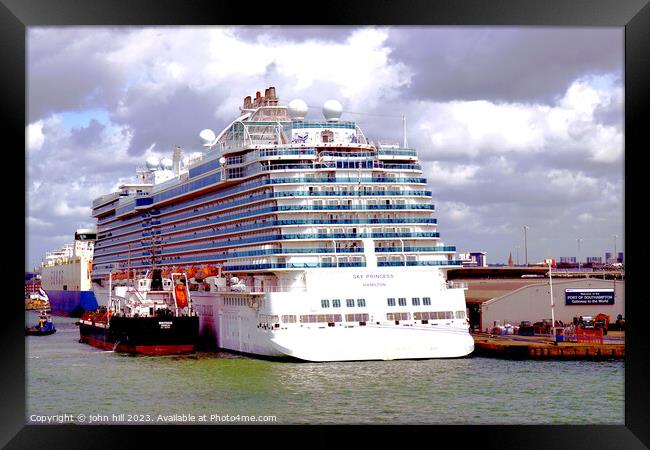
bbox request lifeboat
[174,284,188,309]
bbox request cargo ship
[38,229,99,317]
[90,86,473,361]
[79,269,198,355]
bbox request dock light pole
[546,258,556,338]
[516,246,520,266]
[523,226,530,266]
[577,238,583,271]
[613,234,618,263]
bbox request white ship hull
[269,325,474,361]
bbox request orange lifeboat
[174,284,188,309]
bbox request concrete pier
[472,333,624,360]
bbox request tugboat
[79,269,199,355]
[25,310,56,336]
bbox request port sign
[565,288,615,305]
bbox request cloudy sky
[26,26,624,270]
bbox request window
[398,297,407,306]
[346,313,369,322]
[456,310,466,319]
[423,297,431,306]
[412,297,420,306]
[321,299,330,308]
[387,298,396,307]
[387,312,410,321]
[332,299,341,308]
[357,298,366,307]
[346,299,355,307]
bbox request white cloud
[26,120,45,152]
[424,161,480,186]
[26,216,52,229]
[411,77,622,164]
[103,27,412,120]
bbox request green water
[26,312,624,425]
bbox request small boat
[25,310,56,336]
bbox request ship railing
[213,285,307,294]
[93,192,121,208]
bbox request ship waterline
[90,87,473,361]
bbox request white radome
[145,156,160,170]
[288,99,308,121]
[323,100,343,122]
[199,128,216,145]
[160,158,173,170]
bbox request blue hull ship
[47,290,99,317]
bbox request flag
[38,288,49,301]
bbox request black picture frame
[4,0,648,447]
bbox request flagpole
[547,259,556,338]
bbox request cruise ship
[38,229,99,316]
[90,87,474,361]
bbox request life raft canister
[174,284,188,309]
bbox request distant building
[459,251,487,267]
[559,256,577,263]
[24,272,41,296]
[481,278,624,332]
[586,256,602,264]
[617,252,624,263]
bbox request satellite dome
[145,156,160,170]
[160,158,173,170]
[288,99,308,121]
[323,100,343,122]
[199,128,216,146]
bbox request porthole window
[321,299,330,308]
[387,298,396,307]
[398,297,406,306]
[346,299,355,307]
[332,299,341,308]
[423,297,431,306]
[412,297,420,306]
[357,298,366,307]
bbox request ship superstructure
[91,87,474,361]
[39,229,99,316]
